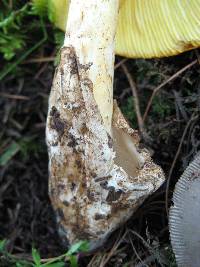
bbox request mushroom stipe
[46,1,164,249]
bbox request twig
[23,57,55,64]
[114,58,127,70]
[121,63,149,141]
[99,229,127,267]
[9,0,13,9]
[195,49,200,64]
[128,229,152,251]
[128,234,147,267]
[87,254,102,267]
[34,122,46,129]
[165,113,198,216]
[196,78,200,110]
[128,229,165,267]
[34,52,56,79]
[34,62,49,80]
[173,90,188,121]
[0,92,29,100]
[143,59,198,122]
[135,255,158,267]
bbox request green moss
[152,95,173,120]
[0,1,48,80]
[121,97,137,127]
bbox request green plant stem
[41,253,68,266]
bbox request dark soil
[0,3,200,265]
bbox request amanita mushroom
[46,0,164,249]
[169,154,200,267]
[47,0,200,58]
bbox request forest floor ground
[0,2,200,266]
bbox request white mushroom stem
[64,0,119,134]
[46,0,164,250]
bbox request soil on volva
[0,4,200,266]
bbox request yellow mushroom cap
[41,0,200,58]
[47,0,69,32]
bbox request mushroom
[169,154,200,267]
[46,0,164,250]
[47,0,200,58]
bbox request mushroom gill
[169,154,200,267]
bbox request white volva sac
[46,0,164,250]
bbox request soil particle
[62,200,69,206]
[87,189,95,201]
[100,180,108,189]
[71,182,76,191]
[49,106,65,138]
[75,160,82,169]
[94,213,107,220]
[107,133,113,148]
[67,133,79,148]
[56,208,65,221]
[106,188,123,203]
[95,176,111,183]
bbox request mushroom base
[46,47,165,250]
